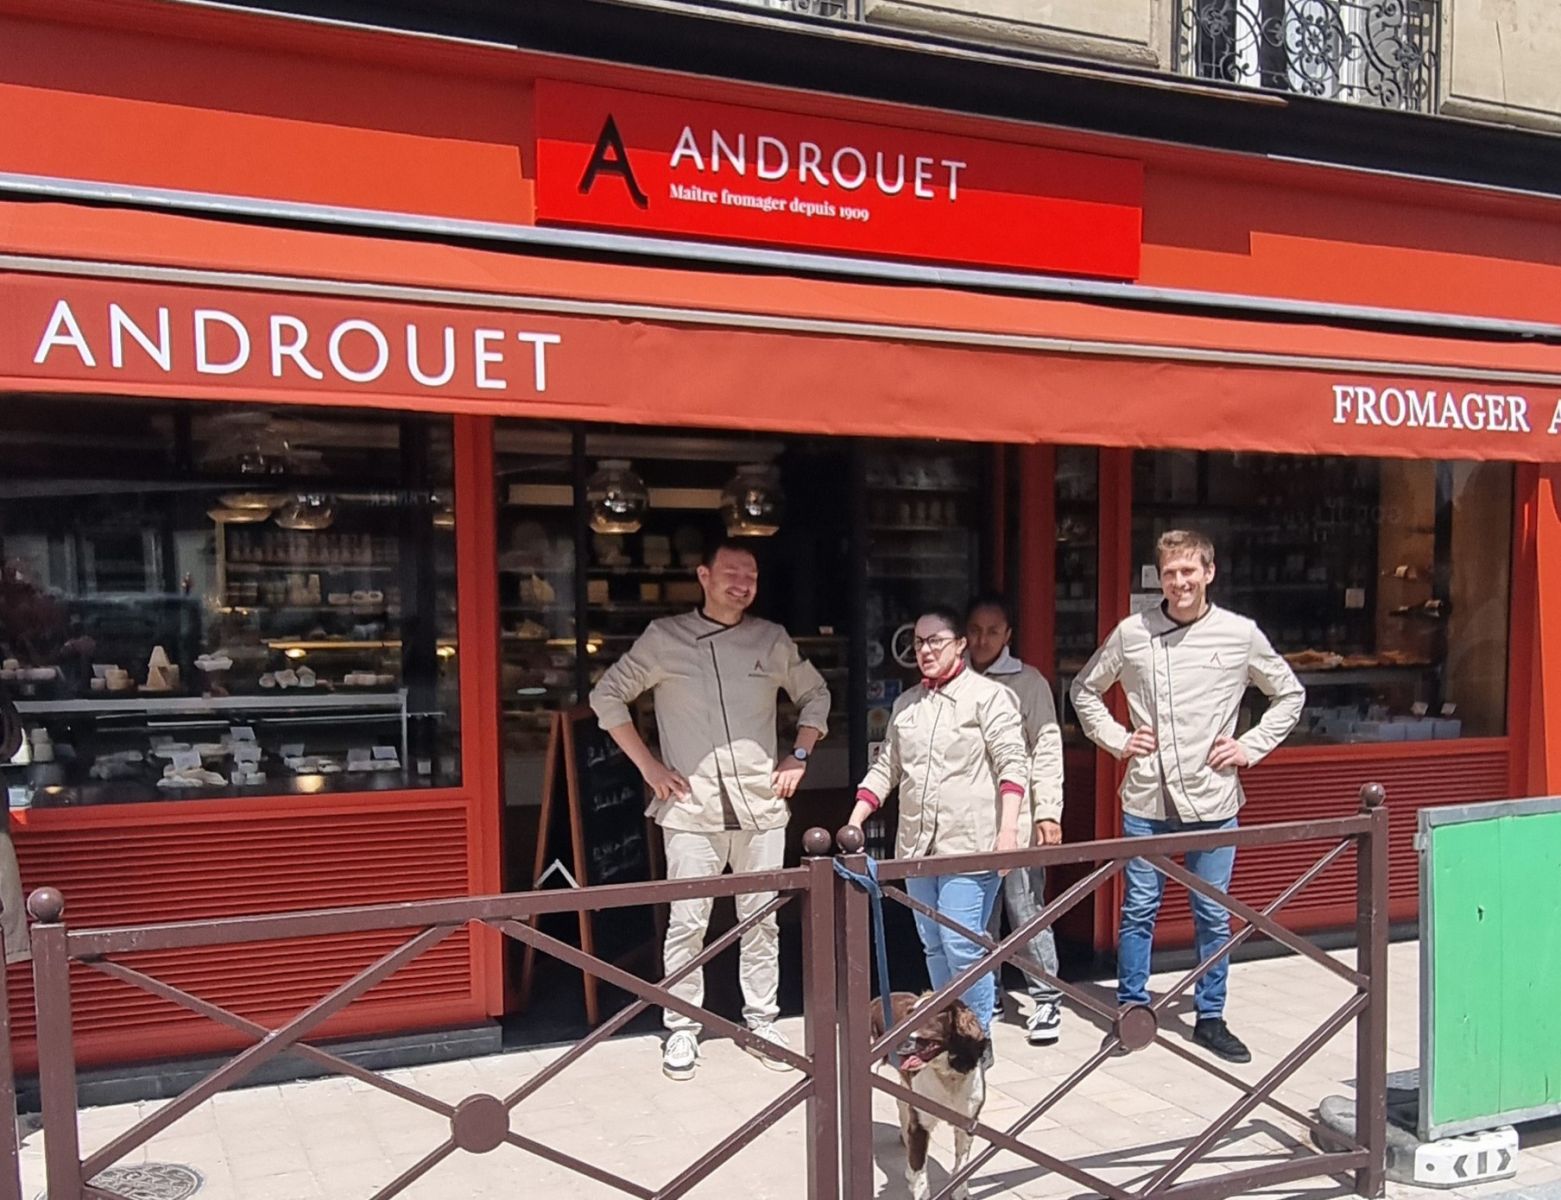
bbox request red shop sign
[534,81,1144,280]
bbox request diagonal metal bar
[655,1077,813,1200]
[872,1072,1136,1200]
[937,1037,1124,1195]
[87,959,456,1117]
[370,1139,457,1200]
[501,1130,658,1198]
[498,918,809,1072]
[1151,838,1354,1017]
[1157,1150,1368,1200]
[83,924,454,1177]
[497,895,790,1111]
[1142,994,1368,1196]
[1147,1025,1359,1152]
[888,881,1117,1022]
[873,860,1124,1056]
[1148,855,1366,987]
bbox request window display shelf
[221,605,401,616]
[867,551,972,562]
[1225,582,1335,594]
[1297,666,1434,687]
[865,483,977,494]
[14,692,407,716]
[226,562,397,573]
[262,638,456,651]
[866,571,972,582]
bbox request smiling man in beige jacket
[1071,530,1303,1065]
[590,538,830,1082]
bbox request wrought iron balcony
[1175,0,1439,113]
[703,0,855,18]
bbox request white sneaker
[745,1021,794,1072]
[1027,1000,1062,1045]
[663,1030,700,1080]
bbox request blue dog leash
[832,853,900,1069]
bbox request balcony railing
[1175,0,1439,112]
[717,0,855,18]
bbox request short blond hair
[1156,529,1216,569]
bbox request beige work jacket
[859,666,1029,859]
[1070,603,1304,823]
[589,609,831,832]
[978,650,1066,830]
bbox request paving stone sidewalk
[19,941,1561,1199]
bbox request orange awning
[4,200,1560,461]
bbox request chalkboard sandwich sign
[519,708,662,1025]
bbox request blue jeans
[906,872,1002,1034]
[1118,814,1237,1020]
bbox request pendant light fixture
[206,505,271,524]
[721,463,783,537]
[587,459,647,534]
[274,494,336,531]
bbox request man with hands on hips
[589,538,830,1082]
[1070,530,1303,1064]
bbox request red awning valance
[4,201,1560,461]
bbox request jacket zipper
[708,641,758,827]
[917,695,945,851]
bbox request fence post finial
[802,827,833,857]
[1359,783,1387,811]
[26,887,64,923]
[835,825,864,855]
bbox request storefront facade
[3,0,1560,1070]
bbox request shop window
[0,397,461,807]
[1054,446,1099,745]
[864,442,988,752]
[495,425,855,814]
[1132,451,1511,744]
[495,424,579,817]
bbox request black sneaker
[1193,1018,1251,1063]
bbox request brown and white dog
[871,991,990,1200]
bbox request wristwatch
[791,746,811,763]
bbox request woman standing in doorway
[846,607,1029,1043]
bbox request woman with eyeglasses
[847,606,1028,1043]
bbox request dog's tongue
[901,1054,928,1073]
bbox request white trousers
[661,827,785,1034]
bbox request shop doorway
[490,425,1011,1038]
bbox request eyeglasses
[913,635,959,651]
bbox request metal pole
[833,845,874,1199]
[1355,784,1390,1198]
[800,836,840,1200]
[28,889,83,1200]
